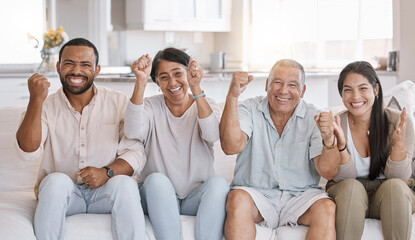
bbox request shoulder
[144,94,164,106]
[96,85,128,103]
[238,96,264,108]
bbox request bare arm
[130,54,152,105]
[219,72,253,155]
[187,59,213,119]
[16,74,50,152]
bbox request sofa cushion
[0,107,41,192]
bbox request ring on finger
[195,66,199,71]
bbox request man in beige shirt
[15,38,146,240]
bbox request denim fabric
[232,97,323,198]
[139,173,229,240]
[34,172,145,240]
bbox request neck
[165,94,194,117]
[349,112,371,130]
[64,87,95,113]
[269,107,294,135]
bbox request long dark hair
[150,48,190,83]
[338,61,390,180]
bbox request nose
[278,84,289,94]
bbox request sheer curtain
[248,0,393,70]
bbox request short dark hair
[58,38,99,66]
[338,61,389,180]
[150,48,190,83]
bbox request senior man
[15,38,146,240]
[220,59,340,240]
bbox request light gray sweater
[124,94,220,198]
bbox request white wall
[395,0,415,83]
[123,31,215,67]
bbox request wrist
[323,136,337,150]
[191,91,205,99]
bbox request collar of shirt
[58,84,99,112]
[256,97,307,135]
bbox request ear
[300,84,306,98]
[94,64,101,76]
[265,78,269,92]
[56,62,60,75]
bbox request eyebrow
[343,83,369,88]
[62,59,93,65]
[158,68,182,76]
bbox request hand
[333,115,346,149]
[77,166,109,189]
[131,54,152,86]
[392,107,407,150]
[27,73,50,104]
[228,72,254,99]
[187,58,204,94]
[314,111,336,145]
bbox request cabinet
[125,0,231,32]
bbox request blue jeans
[140,173,229,240]
[34,172,145,240]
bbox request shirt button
[81,160,85,163]
[81,127,85,130]
[81,144,85,147]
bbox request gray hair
[269,59,305,90]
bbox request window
[249,0,393,70]
[0,0,45,64]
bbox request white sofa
[1,80,415,240]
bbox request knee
[334,179,366,202]
[316,198,336,215]
[225,190,253,215]
[38,172,73,197]
[203,176,230,197]
[143,173,175,193]
[379,178,411,198]
[107,175,138,193]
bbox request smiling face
[57,46,100,95]
[156,60,189,106]
[341,72,379,118]
[266,66,305,117]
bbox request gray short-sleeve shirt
[231,96,323,198]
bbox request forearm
[130,81,146,105]
[316,147,341,180]
[193,86,213,119]
[16,100,43,152]
[333,158,358,182]
[385,155,412,180]
[219,95,246,154]
[107,158,134,176]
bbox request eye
[289,83,297,88]
[81,63,92,67]
[360,87,368,91]
[158,75,168,81]
[343,89,351,92]
[174,72,183,77]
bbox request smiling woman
[0,0,44,66]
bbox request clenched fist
[315,111,345,148]
[228,72,254,99]
[131,54,152,87]
[27,73,50,104]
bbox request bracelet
[191,91,205,99]
[323,136,337,150]
[338,144,347,152]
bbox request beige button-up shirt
[15,85,146,192]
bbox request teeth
[168,86,181,93]
[351,102,364,107]
[69,78,84,84]
[276,96,289,102]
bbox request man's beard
[60,74,94,95]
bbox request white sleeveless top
[346,114,385,179]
